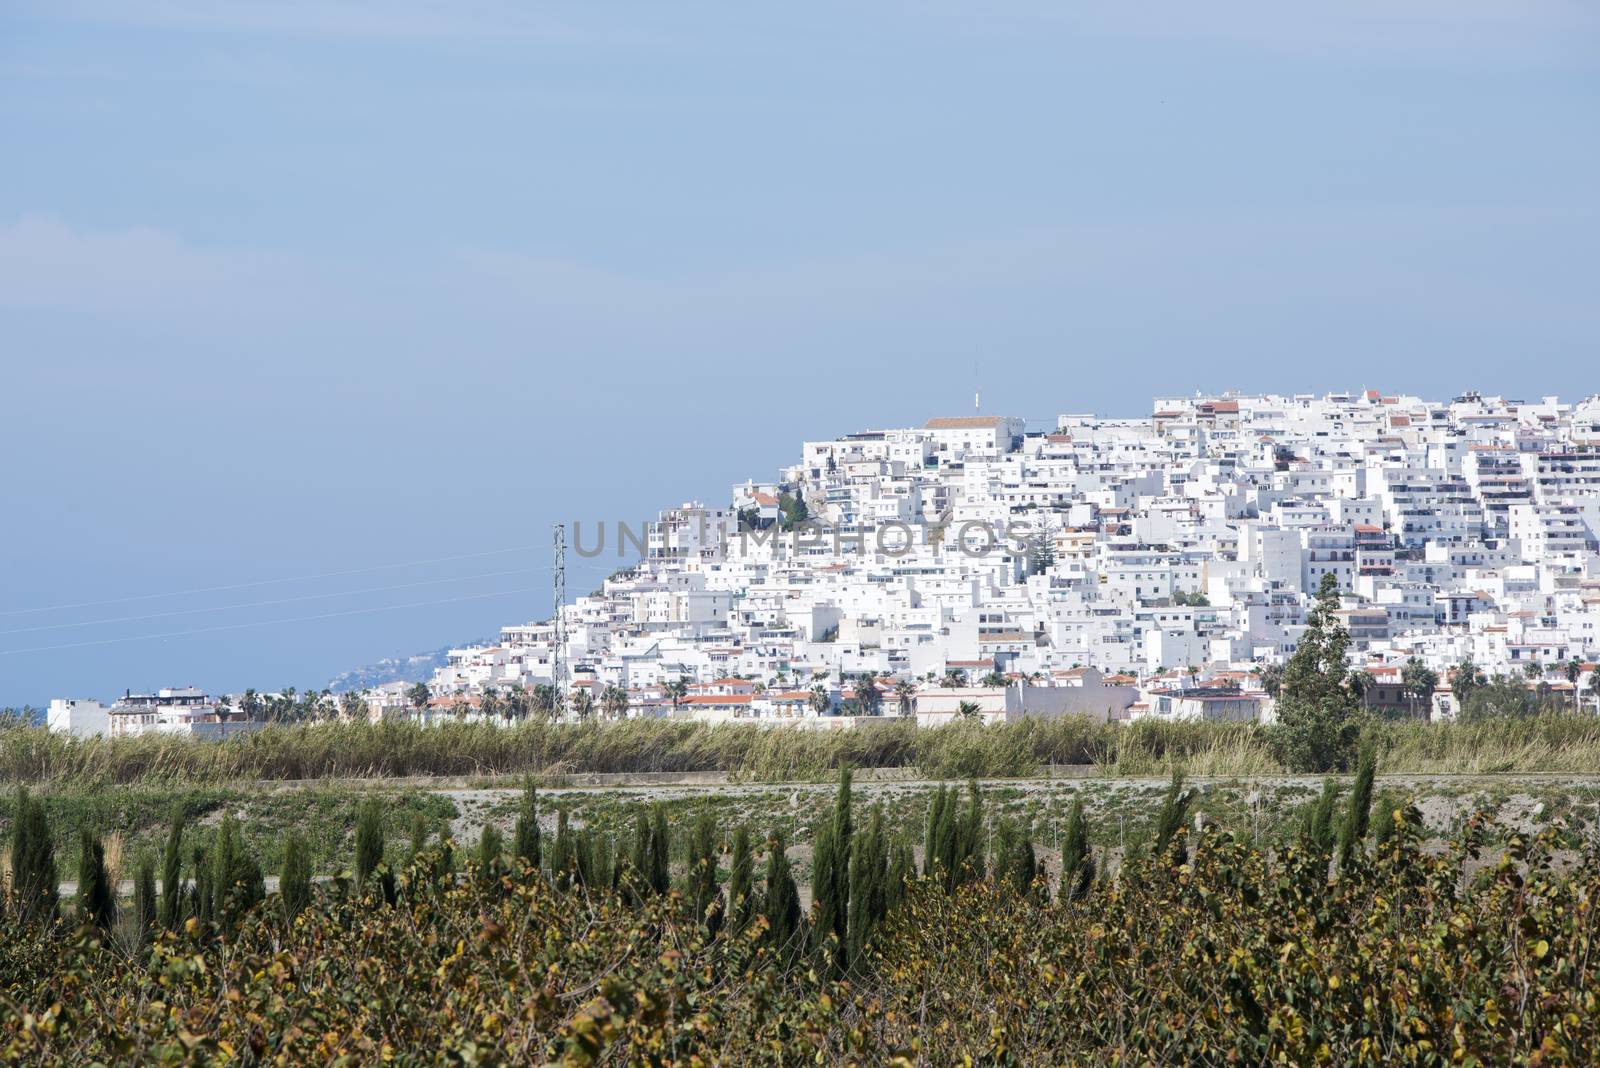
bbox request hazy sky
[3,2,1598,705]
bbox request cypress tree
[922,785,947,882]
[1009,833,1039,902]
[811,767,854,969]
[477,824,504,884]
[10,787,58,926]
[648,805,671,897]
[846,808,887,968]
[1299,778,1341,857]
[1058,798,1094,903]
[626,810,649,899]
[1153,769,1191,857]
[954,781,985,886]
[513,781,541,875]
[280,833,312,920]
[810,823,839,959]
[1337,742,1377,873]
[132,854,157,946]
[211,815,265,931]
[408,811,430,859]
[885,835,914,911]
[355,799,384,886]
[159,809,186,930]
[926,785,960,891]
[77,828,116,935]
[763,831,802,957]
[551,809,574,892]
[728,824,754,934]
[686,807,722,934]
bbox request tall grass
[3,714,1599,787]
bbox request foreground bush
[0,791,1596,1063]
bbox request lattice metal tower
[551,522,567,718]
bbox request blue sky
[2,2,1597,706]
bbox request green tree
[811,768,854,970]
[1058,798,1094,903]
[1401,657,1439,719]
[1451,658,1485,709]
[476,824,504,884]
[1152,769,1192,862]
[885,836,914,911]
[686,807,723,934]
[1461,675,1541,722]
[846,808,888,967]
[854,673,882,715]
[1298,778,1341,858]
[663,677,688,715]
[355,799,384,886]
[513,781,541,874]
[762,831,802,956]
[77,828,117,935]
[894,679,917,717]
[158,809,187,931]
[1269,573,1361,772]
[10,787,58,926]
[1256,662,1285,699]
[571,688,595,720]
[280,833,312,920]
[1337,742,1377,874]
[600,683,630,720]
[132,854,158,946]
[551,810,575,892]
[409,812,431,859]
[649,805,671,896]
[727,824,755,934]
[406,682,431,718]
[210,815,265,932]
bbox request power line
[0,566,552,636]
[0,586,549,657]
[0,543,546,618]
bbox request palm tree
[601,684,629,721]
[480,687,501,722]
[1348,669,1377,709]
[942,669,968,689]
[855,672,882,715]
[808,684,831,716]
[406,682,431,721]
[1401,657,1438,719]
[1565,658,1583,714]
[980,670,1007,688]
[956,700,982,721]
[572,689,595,721]
[339,691,368,722]
[664,677,689,715]
[894,679,917,718]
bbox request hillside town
[50,389,1600,736]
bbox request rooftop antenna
[552,523,567,718]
